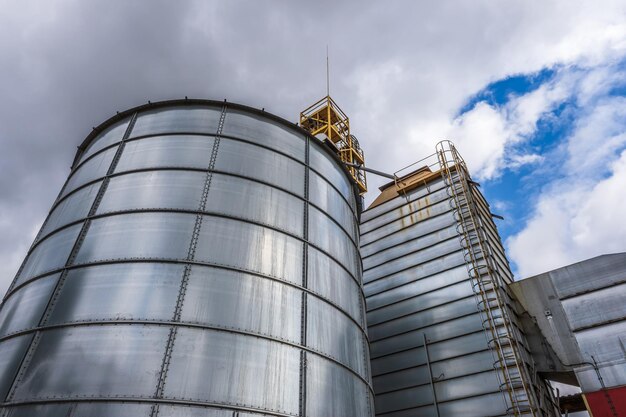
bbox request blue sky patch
[457,67,556,116]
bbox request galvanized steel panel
[222,109,306,160]
[373,350,496,394]
[308,246,362,324]
[364,238,462,283]
[360,186,450,235]
[98,170,206,213]
[308,206,359,277]
[157,406,234,417]
[575,320,626,363]
[370,313,484,356]
[5,403,152,417]
[366,265,468,310]
[164,328,301,415]
[363,223,458,270]
[78,117,130,164]
[205,173,304,237]
[433,370,501,402]
[371,331,491,374]
[369,296,478,340]
[158,406,235,417]
[376,391,509,417]
[75,212,195,264]
[375,382,433,413]
[12,325,169,400]
[0,335,33,400]
[361,176,447,223]
[180,266,302,343]
[47,264,184,324]
[309,170,357,240]
[363,252,466,297]
[437,392,509,417]
[309,145,354,206]
[116,135,216,172]
[195,215,304,285]
[360,204,454,248]
[40,181,100,239]
[550,253,626,299]
[367,279,475,327]
[0,274,58,337]
[376,404,438,417]
[307,295,367,378]
[306,353,371,417]
[15,223,82,286]
[61,146,117,198]
[575,362,626,392]
[130,106,221,138]
[214,138,305,196]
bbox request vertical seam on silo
[299,135,309,417]
[150,103,227,417]
[355,182,372,415]
[4,116,133,300]
[0,112,138,412]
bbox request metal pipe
[343,163,395,179]
[423,333,441,417]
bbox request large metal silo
[0,99,374,417]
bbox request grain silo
[360,141,559,417]
[0,99,373,417]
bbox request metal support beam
[343,163,395,180]
[423,333,441,417]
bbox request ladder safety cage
[435,140,539,417]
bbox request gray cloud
[1,0,624,294]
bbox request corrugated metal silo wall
[0,100,374,417]
[360,174,558,417]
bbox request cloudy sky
[1,0,625,297]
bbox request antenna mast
[326,45,330,96]
[299,48,368,194]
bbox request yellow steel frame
[300,96,367,194]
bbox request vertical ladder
[436,140,538,417]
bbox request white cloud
[508,153,544,168]
[1,0,626,294]
[430,70,576,181]
[448,102,510,180]
[508,93,626,277]
[565,97,626,175]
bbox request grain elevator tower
[360,141,559,417]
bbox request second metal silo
[360,142,558,417]
[0,99,373,417]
